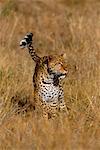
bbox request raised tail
[20,32,40,62]
[20,32,33,48]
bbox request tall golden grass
[0,0,100,149]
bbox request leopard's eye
[55,63,62,66]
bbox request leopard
[20,32,68,119]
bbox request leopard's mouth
[58,73,66,79]
[57,71,68,78]
[59,73,66,76]
[47,67,68,79]
[53,73,67,80]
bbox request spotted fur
[20,33,68,119]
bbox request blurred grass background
[0,0,100,149]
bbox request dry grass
[0,0,100,149]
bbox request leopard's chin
[59,74,66,79]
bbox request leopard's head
[44,53,68,79]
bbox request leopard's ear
[61,53,67,60]
[43,55,52,64]
[48,55,53,61]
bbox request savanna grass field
[0,0,100,149]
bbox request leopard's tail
[20,32,40,62]
[20,32,33,48]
